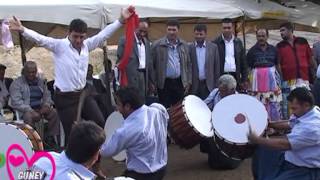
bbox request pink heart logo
[8,155,24,167]
[6,144,56,180]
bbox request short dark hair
[287,87,314,106]
[66,121,106,164]
[256,28,269,36]
[194,24,207,33]
[279,22,294,32]
[222,18,233,24]
[115,87,144,110]
[166,19,180,29]
[0,64,6,70]
[69,19,88,33]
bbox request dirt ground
[101,144,253,180]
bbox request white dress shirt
[195,41,206,80]
[22,20,122,92]
[101,104,168,173]
[317,64,320,78]
[33,151,96,180]
[135,34,146,69]
[223,35,236,73]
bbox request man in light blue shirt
[249,87,320,180]
[34,121,106,180]
[101,87,168,180]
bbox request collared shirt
[34,151,96,180]
[101,104,168,173]
[195,41,207,80]
[166,39,181,78]
[204,88,238,110]
[285,106,320,168]
[222,35,236,73]
[22,20,122,92]
[135,33,146,69]
[317,64,320,78]
[247,43,278,68]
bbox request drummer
[248,87,320,180]
[202,74,242,169]
[100,87,168,180]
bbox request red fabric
[118,9,139,87]
[277,37,312,81]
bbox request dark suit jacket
[212,35,248,82]
[189,41,220,93]
[117,36,153,94]
[2,78,13,91]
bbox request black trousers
[123,166,166,180]
[54,88,105,144]
[158,78,184,108]
[196,80,210,100]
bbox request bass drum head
[183,95,213,138]
[0,123,35,180]
[105,111,127,162]
[212,94,268,144]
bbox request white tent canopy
[0,0,244,29]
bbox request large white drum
[0,122,43,180]
[211,94,268,160]
[104,111,127,162]
[169,95,213,149]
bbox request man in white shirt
[212,18,248,91]
[9,7,133,142]
[33,121,106,180]
[101,87,168,180]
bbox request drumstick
[244,113,253,135]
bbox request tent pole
[242,16,247,50]
[19,33,27,65]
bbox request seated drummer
[248,87,320,180]
[202,74,242,169]
[100,87,169,180]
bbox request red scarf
[118,8,139,87]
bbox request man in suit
[189,24,220,99]
[0,64,13,110]
[152,19,192,108]
[212,18,248,90]
[117,19,154,101]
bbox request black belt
[55,87,83,95]
[137,69,146,73]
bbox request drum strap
[208,90,220,109]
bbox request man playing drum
[202,74,242,169]
[248,87,320,180]
[100,87,168,180]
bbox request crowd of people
[0,5,320,180]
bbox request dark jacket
[212,35,248,82]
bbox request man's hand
[148,83,156,94]
[31,110,41,122]
[184,84,191,95]
[39,105,51,115]
[9,16,24,32]
[119,6,135,23]
[247,125,261,144]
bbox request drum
[211,94,268,160]
[104,111,127,162]
[168,95,213,149]
[0,122,43,180]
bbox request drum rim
[1,122,35,154]
[211,94,268,143]
[182,96,214,138]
